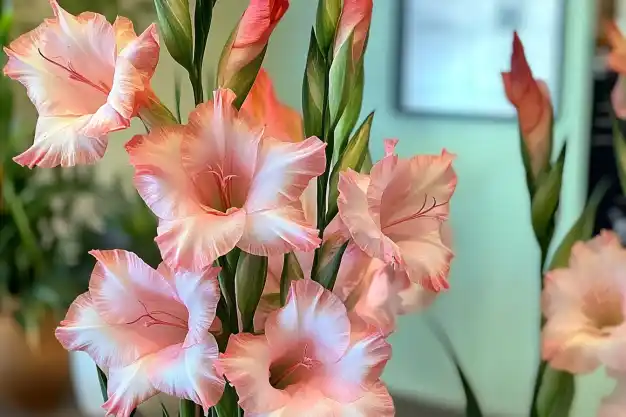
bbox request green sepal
[280,252,304,306]
[328,31,355,128]
[235,253,268,333]
[153,0,194,71]
[302,29,327,139]
[327,112,374,222]
[313,242,348,291]
[335,59,365,157]
[315,0,341,54]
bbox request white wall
[97,0,607,415]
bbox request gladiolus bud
[217,0,289,108]
[502,32,553,188]
[327,112,373,221]
[315,0,341,54]
[303,29,327,138]
[333,0,373,63]
[153,0,194,71]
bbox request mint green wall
[104,0,607,415]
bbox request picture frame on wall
[397,0,565,118]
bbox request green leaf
[235,253,268,333]
[530,143,566,251]
[361,149,373,174]
[612,118,626,196]
[536,365,575,417]
[213,384,239,417]
[153,0,194,71]
[96,365,108,401]
[314,0,341,54]
[302,29,327,139]
[327,112,374,222]
[328,31,355,127]
[549,178,610,270]
[179,399,198,417]
[427,319,483,417]
[335,59,365,157]
[313,242,348,291]
[280,252,304,306]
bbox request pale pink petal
[109,24,160,119]
[112,16,136,53]
[238,204,321,256]
[265,279,351,364]
[301,180,317,226]
[118,23,160,78]
[245,137,326,212]
[612,75,626,119]
[82,102,129,138]
[126,127,203,219]
[389,219,453,290]
[55,293,164,368]
[241,68,304,142]
[183,90,260,210]
[103,359,158,417]
[13,115,109,168]
[234,0,289,47]
[219,333,289,413]
[373,151,456,229]
[108,56,144,120]
[337,381,395,417]
[169,267,221,347]
[338,169,402,265]
[321,327,391,402]
[156,208,246,270]
[599,371,626,417]
[541,315,603,373]
[148,336,225,412]
[87,250,186,352]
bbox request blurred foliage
[0,0,160,334]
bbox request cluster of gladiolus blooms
[3,1,457,416]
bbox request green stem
[189,67,204,106]
[179,399,200,417]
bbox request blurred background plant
[0,0,159,343]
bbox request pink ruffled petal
[118,23,160,78]
[156,208,246,271]
[103,358,158,417]
[108,56,144,120]
[88,250,187,349]
[245,136,326,212]
[389,218,453,290]
[148,336,225,412]
[13,115,108,168]
[219,333,289,413]
[338,169,402,265]
[265,279,351,364]
[55,293,162,368]
[82,103,129,139]
[321,326,391,403]
[169,267,221,347]
[337,381,395,417]
[237,204,321,256]
[183,90,261,210]
[126,127,203,219]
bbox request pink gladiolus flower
[542,230,626,373]
[3,0,160,168]
[501,32,553,181]
[219,279,394,416]
[605,21,626,120]
[334,0,373,62]
[337,139,456,291]
[599,370,626,417]
[218,0,289,85]
[126,88,325,271]
[55,250,225,417]
[241,68,304,142]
